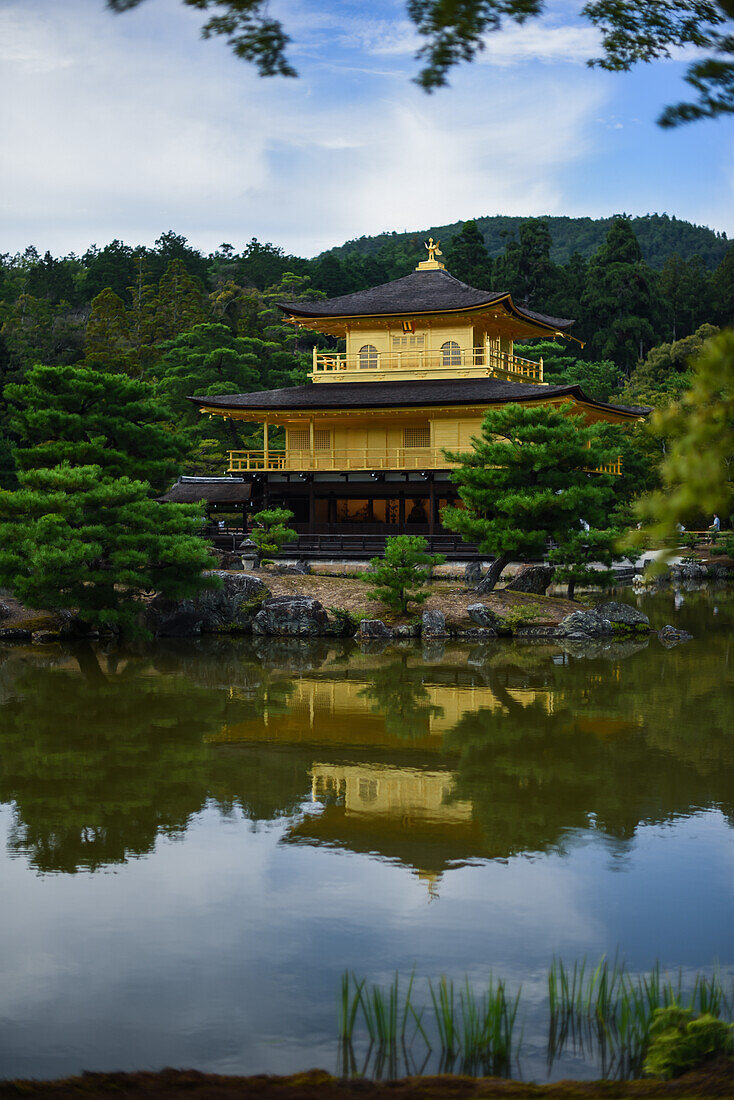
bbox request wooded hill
[328,213,729,270]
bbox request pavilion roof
[279,267,574,330]
[189,378,649,419]
[157,476,251,504]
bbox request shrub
[643,1006,734,1079]
[249,508,297,565]
[363,535,444,615]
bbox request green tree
[249,507,298,564]
[153,258,209,341]
[442,403,620,591]
[711,244,734,326]
[580,219,666,373]
[493,219,560,307]
[622,324,719,406]
[445,220,493,288]
[659,253,712,339]
[82,239,137,302]
[0,463,215,634]
[156,323,261,441]
[85,287,131,371]
[5,363,188,491]
[635,329,734,534]
[363,534,444,614]
[549,525,617,600]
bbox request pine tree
[711,244,734,327]
[445,220,493,288]
[153,258,209,342]
[5,364,188,491]
[127,254,159,374]
[85,288,131,371]
[156,323,261,448]
[442,403,621,591]
[363,535,445,614]
[249,508,297,565]
[580,219,666,372]
[0,463,215,635]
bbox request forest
[1,213,732,490]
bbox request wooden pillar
[309,417,315,471]
[263,418,269,469]
[328,492,336,531]
[308,482,315,532]
[398,493,405,533]
[428,480,435,537]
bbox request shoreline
[2,1063,733,1098]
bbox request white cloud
[0,0,607,257]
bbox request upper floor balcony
[227,447,622,477]
[309,345,544,384]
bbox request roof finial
[416,237,445,271]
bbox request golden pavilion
[192,242,645,555]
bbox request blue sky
[0,0,731,257]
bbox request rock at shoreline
[147,571,270,637]
[504,565,554,595]
[0,602,10,622]
[422,609,447,638]
[658,624,693,648]
[359,619,392,639]
[253,595,328,637]
[464,561,483,587]
[556,609,614,640]
[467,603,499,631]
[594,601,649,631]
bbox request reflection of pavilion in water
[209,667,559,885]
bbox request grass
[339,961,733,1081]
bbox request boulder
[467,603,500,629]
[658,624,693,648]
[359,619,392,639]
[32,630,60,644]
[422,609,447,638]
[504,565,554,595]
[392,623,419,639]
[147,571,270,637]
[670,560,708,581]
[594,601,649,631]
[253,595,329,637]
[555,609,614,639]
[0,602,10,621]
[215,551,244,571]
[275,560,312,575]
[460,627,498,640]
[464,561,483,587]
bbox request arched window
[441,340,461,366]
[358,344,378,369]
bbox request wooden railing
[228,447,623,475]
[311,347,544,383]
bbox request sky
[0,0,732,259]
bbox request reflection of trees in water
[0,648,306,873]
[445,636,734,859]
[1,610,732,874]
[357,655,444,738]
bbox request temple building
[191,242,645,554]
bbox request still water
[0,589,732,1082]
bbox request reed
[340,961,732,1081]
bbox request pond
[0,588,732,1083]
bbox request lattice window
[289,429,309,450]
[289,428,331,450]
[359,344,378,368]
[392,335,425,348]
[404,425,430,448]
[441,340,461,366]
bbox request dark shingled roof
[279,268,574,330]
[189,379,648,418]
[158,477,251,504]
